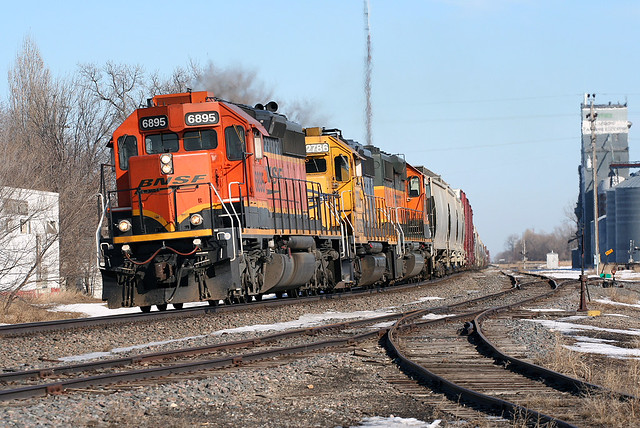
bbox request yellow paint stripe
[132,208,175,231]
[114,229,213,244]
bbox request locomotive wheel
[140,306,152,313]
[208,300,219,306]
[275,292,284,299]
[156,304,168,311]
[172,303,184,310]
[254,294,263,302]
[289,289,299,298]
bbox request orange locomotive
[98,91,343,311]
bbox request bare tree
[2,37,113,303]
[148,61,202,95]
[78,62,147,123]
[495,225,576,264]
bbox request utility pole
[587,94,600,275]
[521,235,527,271]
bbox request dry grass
[537,333,593,380]
[0,290,101,324]
[535,332,640,426]
[603,287,640,305]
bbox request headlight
[190,214,204,226]
[217,232,231,241]
[159,153,173,174]
[117,220,132,232]
[161,163,173,174]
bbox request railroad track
[0,273,466,337]
[384,276,637,427]
[0,272,524,402]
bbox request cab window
[184,130,218,151]
[408,176,421,198]
[306,158,327,174]
[225,126,245,161]
[117,135,138,170]
[334,155,350,182]
[146,133,179,154]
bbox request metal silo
[614,175,640,263]
[605,188,616,262]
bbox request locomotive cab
[99,91,271,309]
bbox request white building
[546,251,559,270]
[0,187,60,294]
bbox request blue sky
[2,0,640,257]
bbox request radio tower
[364,0,373,147]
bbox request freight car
[96,91,486,311]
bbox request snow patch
[353,416,441,427]
[58,308,396,362]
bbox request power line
[409,93,640,106]
[378,113,575,123]
[405,137,575,153]
[410,94,583,106]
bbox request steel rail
[0,270,484,337]
[0,311,408,385]
[472,299,639,402]
[0,284,421,337]
[384,277,585,428]
[0,320,387,402]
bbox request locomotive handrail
[396,206,425,241]
[394,207,406,257]
[339,190,357,256]
[227,181,245,256]
[378,207,403,258]
[362,193,380,241]
[207,182,239,262]
[95,193,108,269]
[326,197,348,258]
[316,192,342,237]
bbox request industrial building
[573,94,640,270]
[0,187,60,294]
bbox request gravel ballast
[6,269,634,427]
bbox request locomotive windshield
[408,176,421,198]
[306,158,327,174]
[117,135,138,170]
[146,133,179,154]
[184,130,218,151]
[225,126,245,161]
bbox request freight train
[96,91,487,311]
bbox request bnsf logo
[137,175,207,188]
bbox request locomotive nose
[127,153,214,234]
